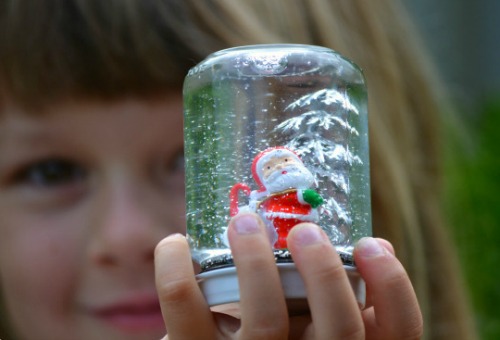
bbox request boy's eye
[15,159,86,188]
[160,149,185,190]
[168,151,185,173]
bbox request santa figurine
[230,146,324,249]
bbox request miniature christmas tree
[273,88,363,245]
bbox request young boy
[0,1,439,339]
[0,92,185,339]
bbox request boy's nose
[88,181,181,269]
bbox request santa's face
[261,155,315,193]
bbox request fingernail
[233,214,260,234]
[356,237,385,257]
[161,233,186,244]
[293,224,323,246]
[165,233,185,240]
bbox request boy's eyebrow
[0,124,48,145]
[0,119,67,157]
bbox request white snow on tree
[273,88,362,245]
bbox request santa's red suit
[229,146,322,249]
[258,189,318,248]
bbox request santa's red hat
[251,146,302,192]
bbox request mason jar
[183,44,371,312]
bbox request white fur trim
[296,189,307,205]
[263,210,318,221]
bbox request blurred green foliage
[444,98,500,340]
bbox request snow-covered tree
[273,88,363,245]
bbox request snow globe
[183,44,371,312]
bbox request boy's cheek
[0,202,83,285]
[0,216,79,280]
[0,222,79,316]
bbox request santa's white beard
[263,165,315,194]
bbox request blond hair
[182,2,477,337]
[0,0,477,339]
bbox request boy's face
[0,92,185,339]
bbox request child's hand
[352,236,423,340]
[155,213,423,339]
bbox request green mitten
[302,189,324,208]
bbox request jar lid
[196,263,366,314]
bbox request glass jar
[183,44,371,311]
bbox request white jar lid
[197,263,366,314]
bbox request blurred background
[403,0,500,339]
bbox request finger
[287,223,365,340]
[354,237,423,340]
[154,234,216,339]
[211,303,242,336]
[228,213,289,339]
[362,238,395,309]
[374,238,395,256]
